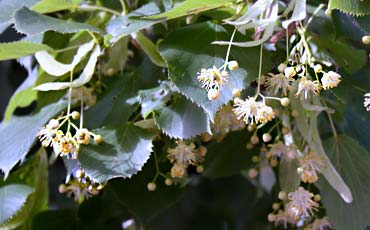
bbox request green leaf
[154,95,211,139]
[31,0,80,13]
[0,41,50,61]
[279,156,300,193]
[328,0,370,16]
[0,101,66,177]
[106,2,162,43]
[78,124,156,183]
[102,37,129,75]
[159,22,263,119]
[319,135,370,230]
[146,0,233,20]
[14,7,100,36]
[132,32,166,67]
[204,130,253,178]
[0,0,39,24]
[0,185,33,225]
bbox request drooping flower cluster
[167,141,204,178]
[211,105,245,139]
[197,61,239,101]
[298,152,323,183]
[37,112,102,159]
[233,97,274,125]
[286,187,319,219]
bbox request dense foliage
[0,0,370,229]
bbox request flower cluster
[37,112,102,159]
[298,152,323,183]
[211,105,245,139]
[197,61,239,101]
[286,187,319,218]
[167,141,204,178]
[233,97,275,125]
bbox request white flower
[233,97,274,124]
[321,71,341,90]
[363,93,370,111]
[284,67,296,78]
[266,73,293,96]
[295,77,321,99]
[167,141,201,167]
[37,126,58,147]
[197,66,228,90]
[298,152,323,183]
[286,187,319,218]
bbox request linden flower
[266,73,293,96]
[37,126,58,147]
[298,152,323,183]
[197,66,228,90]
[55,137,79,159]
[273,210,296,229]
[268,141,288,158]
[364,93,370,111]
[212,105,245,136]
[167,141,201,166]
[311,217,332,230]
[68,86,97,109]
[295,77,321,99]
[321,71,341,90]
[233,97,274,124]
[286,187,319,218]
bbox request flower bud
[71,111,80,120]
[284,67,296,78]
[94,135,103,144]
[147,182,157,191]
[208,89,220,101]
[278,191,287,200]
[362,35,370,45]
[248,168,258,178]
[165,178,173,186]
[313,64,322,73]
[250,135,259,144]
[196,165,204,173]
[232,89,241,98]
[227,60,239,70]
[262,133,272,142]
[278,63,287,73]
[280,97,290,107]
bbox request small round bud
[201,133,213,142]
[282,127,289,135]
[198,146,208,157]
[97,184,104,190]
[196,165,204,173]
[250,135,259,144]
[272,203,280,211]
[314,194,321,202]
[291,110,299,118]
[251,155,259,163]
[228,60,239,70]
[147,182,157,191]
[262,133,272,143]
[247,124,255,132]
[165,178,173,186]
[58,184,67,193]
[362,35,370,45]
[71,111,80,120]
[248,168,258,179]
[278,63,287,73]
[280,97,290,107]
[76,128,90,145]
[171,164,185,178]
[232,89,241,98]
[278,191,287,200]
[265,152,272,159]
[313,64,323,73]
[297,167,304,174]
[246,143,254,150]
[208,89,220,101]
[284,67,296,78]
[267,213,276,222]
[75,169,84,178]
[105,67,115,76]
[270,159,278,167]
[94,135,103,144]
[48,119,59,129]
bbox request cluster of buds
[37,111,103,159]
[197,60,239,101]
[167,141,206,178]
[59,168,103,203]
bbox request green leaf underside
[78,124,155,183]
[160,22,261,119]
[319,135,370,230]
[0,41,50,61]
[154,95,211,139]
[146,0,233,20]
[0,185,33,225]
[328,0,370,16]
[106,2,162,43]
[0,101,67,177]
[204,130,254,178]
[14,7,100,36]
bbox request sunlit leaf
[0,41,50,61]
[328,0,370,16]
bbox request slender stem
[327,111,337,139]
[255,43,264,99]
[285,20,289,61]
[305,4,325,30]
[152,151,160,182]
[55,45,81,53]
[67,71,73,116]
[87,31,100,45]
[223,28,237,71]
[268,120,280,133]
[80,89,84,129]
[119,0,128,15]
[78,5,121,16]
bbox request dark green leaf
[319,135,370,230]
[0,101,66,176]
[0,184,33,225]
[78,124,155,183]
[31,209,77,230]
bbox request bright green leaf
[32,0,80,13]
[146,0,234,20]
[319,135,370,230]
[0,42,50,61]
[0,185,33,225]
[328,0,370,16]
[78,124,155,183]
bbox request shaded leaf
[154,95,211,139]
[31,209,77,230]
[102,37,129,75]
[0,185,33,225]
[78,124,155,183]
[0,101,66,176]
[279,156,300,193]
[319,135,370,230]
[14,7,100,36]
[328,0,370,16]
[132,31,166,67]
[0,41,50,61]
